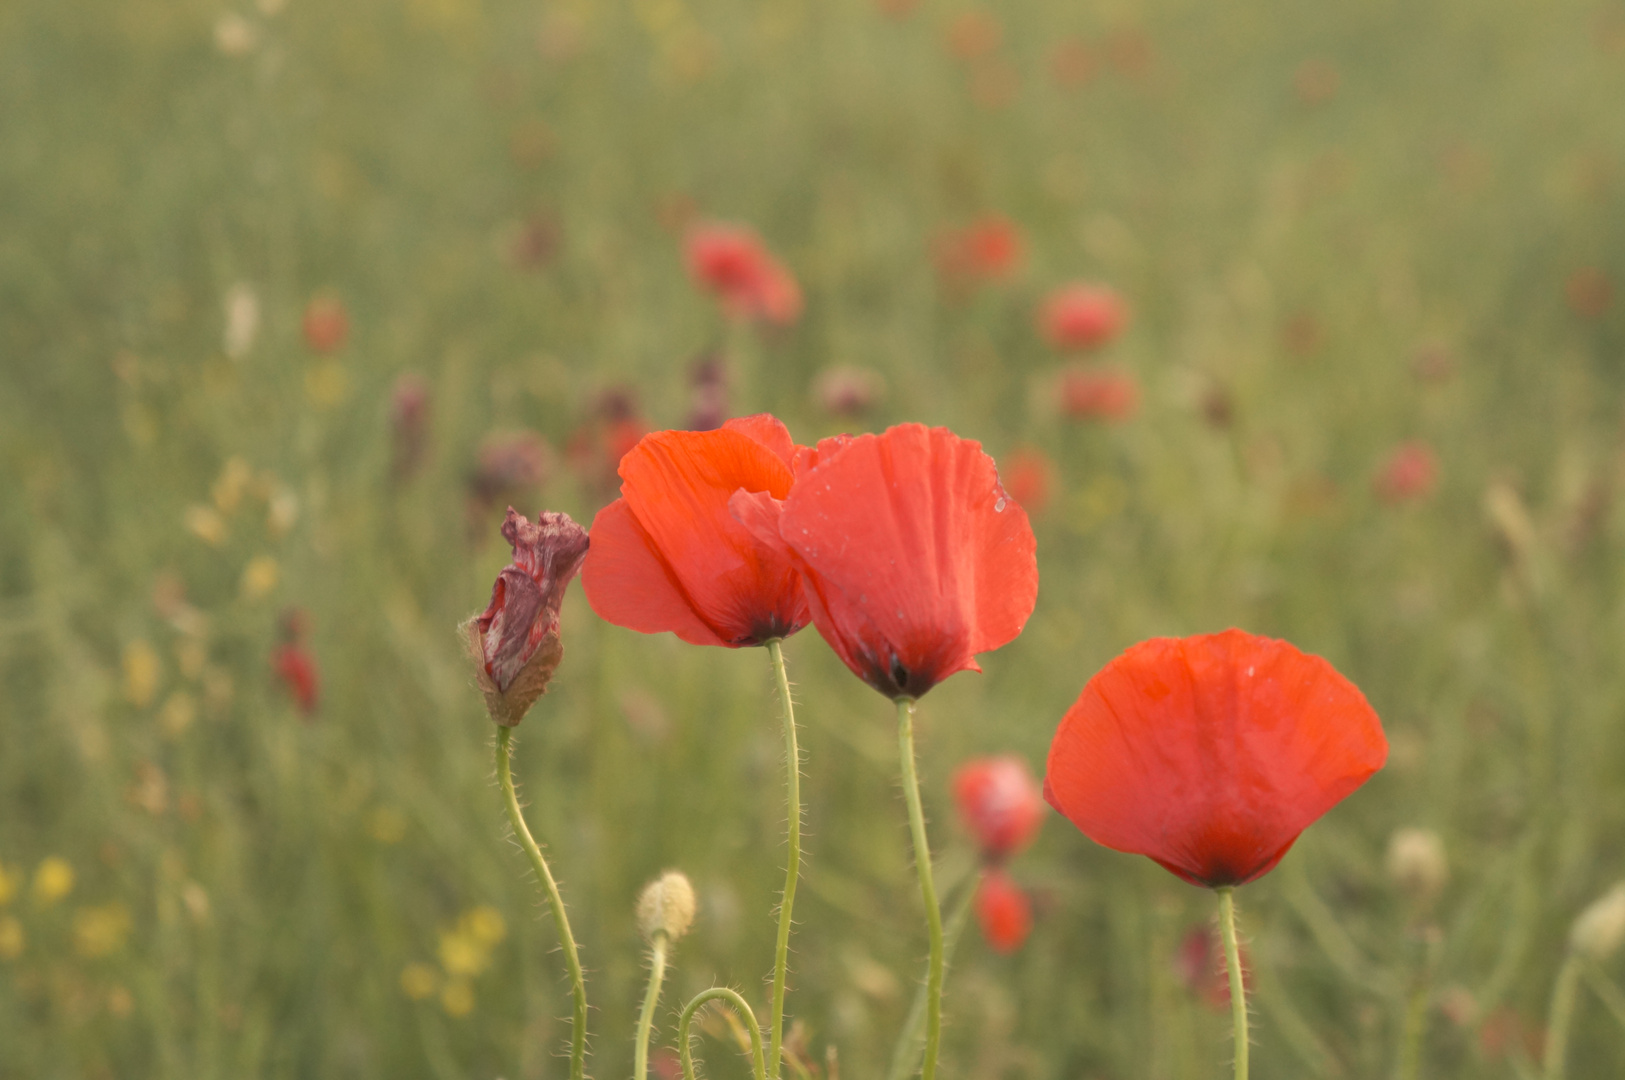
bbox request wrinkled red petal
[722,413,796,469]
[584,426,809,646]
[580,499,727,647]
[778,424,1037,698]
[1045,630,1388,887]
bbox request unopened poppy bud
[1569,882,1625,960]
[635,871,696,943]
[464,508,590,726]
[1385,827,1448,904]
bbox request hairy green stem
[1217,887,1249,1080]
[886,870,978,1080]
[495,726,588,1080]
[636,935,670,1080]
[680,987,766,1080]
[1542,952,1583,1080]
[766,639,801,1080]
[897,697,945,1080]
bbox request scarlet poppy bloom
[581,415,810,648]
[934,215,1024,289]
[1001,448,1055,515]
[1045,630,1387,888]
[1057,368,1139,422]
[975,869,1032,953]
[302,296,349,354]
[273,644,319,716]
[1037,283,1128,351]
[468,508,590,726]
[952,755,1045,862]
[684,223,803,326]
[732,423,1038,699]
[1374,440,1438,504]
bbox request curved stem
[680,987,767,1080]
[897,697,945,1080]
[766,639,801,1080]
[886,868,979,1080]
[1217,887,1249,1080]
[495,726,588,1080]
[636,935,670,1080]
[1542,952,1583,1080]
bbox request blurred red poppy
[1001,448,1055,515]
[1172,923,1250,1009]
[273,643,320,716]
[953,755,1045,861]
[1057,368,1139,422]
[975,869,1032,953]
[302,297,349,354]
[934,215,1024,290]
[732,423,1037,699]
[1037,283,1127,350]
[581,415,810,648]
[685,222,802,326]
[1045,630,1387,888]
[1374,440,1438,504]
[391,373,431,481]
[469,508,590,726]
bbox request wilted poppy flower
[1057,368,1139,422]
[1045,630,1387,888]
[273,643,319,716]
[934,215,1024,290]
[302,297,349,354]
[686,353,729,432]
[466,508,590,726]
[952,755,1045,861]
[732,423,1038,699]
[1038,283,1127,351]
[469,432,553,507]
[1001,449,1055,515]
[975,869,1032,953]
[1374,441,1438,504]
[581,415,810,648]
[685,223,803,326]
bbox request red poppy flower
[1001,449,1055,515]
[1373,440,1438,504]
[1057,368,1139,422]
[1038,283,1128,351]
[581,414,810,648]
[302,296,349,354]
[933,215,1024,289]
[273,643,320,716]
[975,869,1032,953]
[732,423,1038,699]
[468,508,591,726]
[952,755,1045,861]
[1045,630,1387,888]
[685,223,803,326]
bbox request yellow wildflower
[33,857,74,905]
[440,978,475,1017]
[74,903,133,958]
[239,556,279,601]
[0,916,22,959]
[123,640,161,708]
[400,962,438,1000]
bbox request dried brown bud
[464,508,589,726]
[635,870,696,943]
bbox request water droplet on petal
[994,497,1008,512]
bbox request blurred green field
[5,0,1625,1076]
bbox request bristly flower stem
[766,638,802,1080]
[897,697,945,1080]
[636,934,670,1080]
[1217,886,1249,1080]
[679,987,766,1080]
[496,726,588,1080]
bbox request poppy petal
[580,498,728,647]
[1045,630,1387,887]
[721,414,797,468]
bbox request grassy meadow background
[5,0,1625,1076]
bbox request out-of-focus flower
[685,222,802,326]
[952,755,1045,862]
[946,10,1001,60]
[214,13,258,56]
[812,364,885,417]
[1567,267,1612,319]
[582,417,810,647]
[1478,1007,1543,1064]
[1570,882,1625,960]
[185,505,228,546]
[1200,383,1234,429]
[1057,368,1139,422]
[686,353,729,432]
[124,640,162,708]
[33,857,74,906]
[468,432,554,508]
[1172,923,1250,1009]
[302,296,350,354]
[873,0,919,18]
[273,643,320,717]
[467,508,590,726]
[1050,38,1097,88]
[1001,448,1055,515]
[567,390,650,498]
[0,862,16,906]
[1374,441,1438,504]
[510,213,562,270]
[0,916,21,960]
[1410,344,1456,384]
[73,903,133,959]
[441,979,475,1017]
[391,374,431,481]
[1038,283,1128,351]
[1104,27,1154,78]
[1386,827,1449,905]
[934,215,1024,291]
[401,962,439,1000]
[1045,630,1387,888]
[213,457,253,514]
[1293,58,1341,105]
[975,870,1032,953]
[1282,313,1323,358]
[732,424,1038,700]
[223,283,260,359]
[636,871,697,942]
[240,555,279,601]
